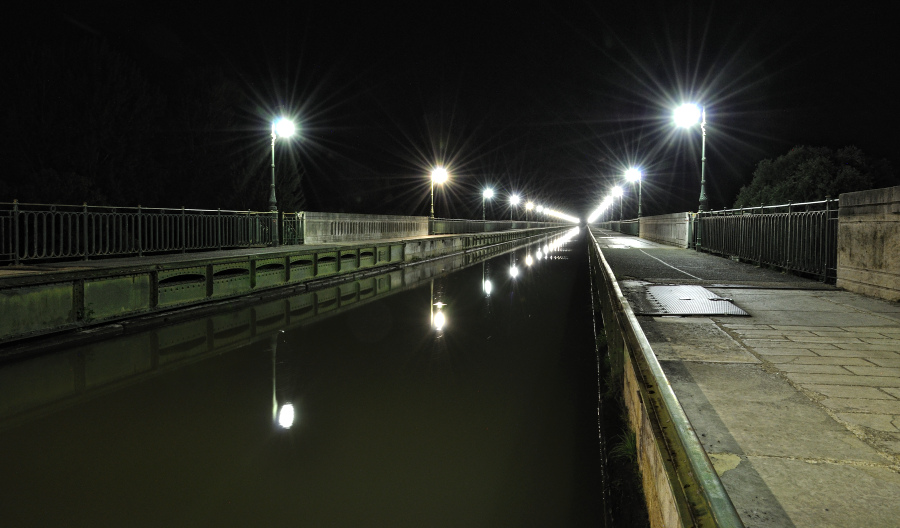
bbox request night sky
[6,1,899,219]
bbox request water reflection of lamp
[278,404,295,429]
[271,333,296,430]
[430,279,447,334]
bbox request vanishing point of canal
[1,228,621,527]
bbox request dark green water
[1,228,605,527]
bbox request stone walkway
[593,229,900,528]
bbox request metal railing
[697,199,838,281]
[1,202,275,264]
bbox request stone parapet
[837,186,900,302]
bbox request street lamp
[525,201,534,224]
[430,167,449,219]
[612,186,624,221]
[482,188,494,223]
[270,117,296,246]
[675,103,707,211]
[510,194,520,221]
[625,168,642,217]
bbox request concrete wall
[301,212,429,244]
[639,212,691,248]
[836,186,900,301]
[0,228,565,346]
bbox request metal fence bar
[0,202,287,264]
[698,198,838,281]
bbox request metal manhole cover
[640,285,748,316]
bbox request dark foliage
[732,145,895,208]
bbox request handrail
[588,228,744,528]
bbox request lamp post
[525,201,534,224]
[270,117,296,247]
[625,168,642,217]
[430,166,449,218]
[675,103,707,212]
[509,194,520,222]
[482,188,494,224]
[612,186,624,221]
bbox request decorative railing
[698,199,839,281]
[1,202,274,264]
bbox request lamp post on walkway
[509,194,520,222]
[525,201,534,224]
[612,186,624,221]
[675,103,708,212]
[430,167,449,219]
[482,188,494,223]
[270,117,296,247]
[626,168,642,217]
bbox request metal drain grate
[640,285,748,316]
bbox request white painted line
[638,249,705,280]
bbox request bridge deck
[591,227,900,527]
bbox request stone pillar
[836,186,900,301]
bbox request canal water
[0,228,605,527]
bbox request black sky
[11,0,900,218]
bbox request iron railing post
[82,202,89,261]
[217,209,222,250]
[137,205,143,257]
[13,199,20,266]
[823,196,832,282]
[181,206,186,254]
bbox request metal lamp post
[430,167,449,219]
[270,118,296,247]
[612,186,624,221]
[625,168,642,217]
[525,201,534,225]
[675,104,708,212]
[510,194,520,222]
[482,188,494,224]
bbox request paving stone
[752,348,817,357]
[813,348,900,358]
[883,388,900,399]
[748,457,900,528]
[788,336,864,344]
[786,373,900,387]
[782,357,873,366]
[833,412,900,432]
[773,364,850,374]
[743,339,835,349]
[869,358,900,368]
[844,365,900,377]
[810,331,890,339]
[802,385,895,400]
[733,329,817,337]
[861,338,900,346]
[834,343,900,352]
[821,398,900,414]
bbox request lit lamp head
[510,194,521,206]
[612,186,623,198]
[431,167,449,184]
[525,201,534,211]
[483,188,494,199]
[674,104,702,128]
[625,168,642,182]
[273,118,296,138]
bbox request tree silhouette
[733,146,894,207]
